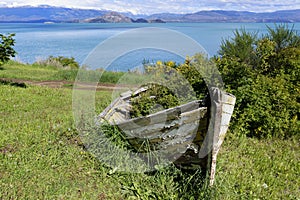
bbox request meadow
[0,62,299,199]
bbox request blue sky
[0,0,299,14]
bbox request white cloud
[1,0,300,14]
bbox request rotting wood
[98,86,236,186]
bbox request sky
[0,0,299,15]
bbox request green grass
[0,83,299,199]
[0,61,60,81]
[0,61,149,84]
[0,61,299,199]
[0,84,121,199]
[215,134,299,199]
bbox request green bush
[130,83,179,118]
[215,24,300,138]
[130,54,213,118]
[230,75,299,138]
[0,33,16,66]
[35,56,80,69]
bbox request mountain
[147,10,300,22]
[0,6,299,23]
[83,12,132,23]
[82,12,165,23]
[0,5,110,22]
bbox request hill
[82,12,165,23]
[0,5,109,22]
[148,9,300,22]
[0,6,299,22]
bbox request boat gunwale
[115,99,205,126]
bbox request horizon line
[0,4,300,15]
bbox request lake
[0,23,299,71]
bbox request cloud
[1,0,300,14]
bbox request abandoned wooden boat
[98,86,236,186]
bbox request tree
[0,33,16,66]
[266,24,300,52]
[219,28,257,65]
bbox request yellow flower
[156,60,163,66]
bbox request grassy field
[0,62,299,199]
[0,61,145,84]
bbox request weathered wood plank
[97,86,236,187]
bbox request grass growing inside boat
[0,82,299,199]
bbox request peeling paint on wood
[98,87,236,186]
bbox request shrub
[0,33,16,66]
[35,56,80,69]
[219,28,257,65]
[230,75,299,138]
[215,24,300,138]
[130,54,212,118]
[130,83,179,118]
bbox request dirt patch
[0,78,135,91]
[0,144,17,155]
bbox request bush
[130,83,179,118]
[230,75,299,138]
[215,24,300,138]
[35,56,80,69]
[130,54,212,118]
[0,33,16,66]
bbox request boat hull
[98,87,236,185]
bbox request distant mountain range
[0,5,299,23]
[149,10,300,23]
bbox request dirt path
[0,78,135,91]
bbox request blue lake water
[0,23,299,71]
